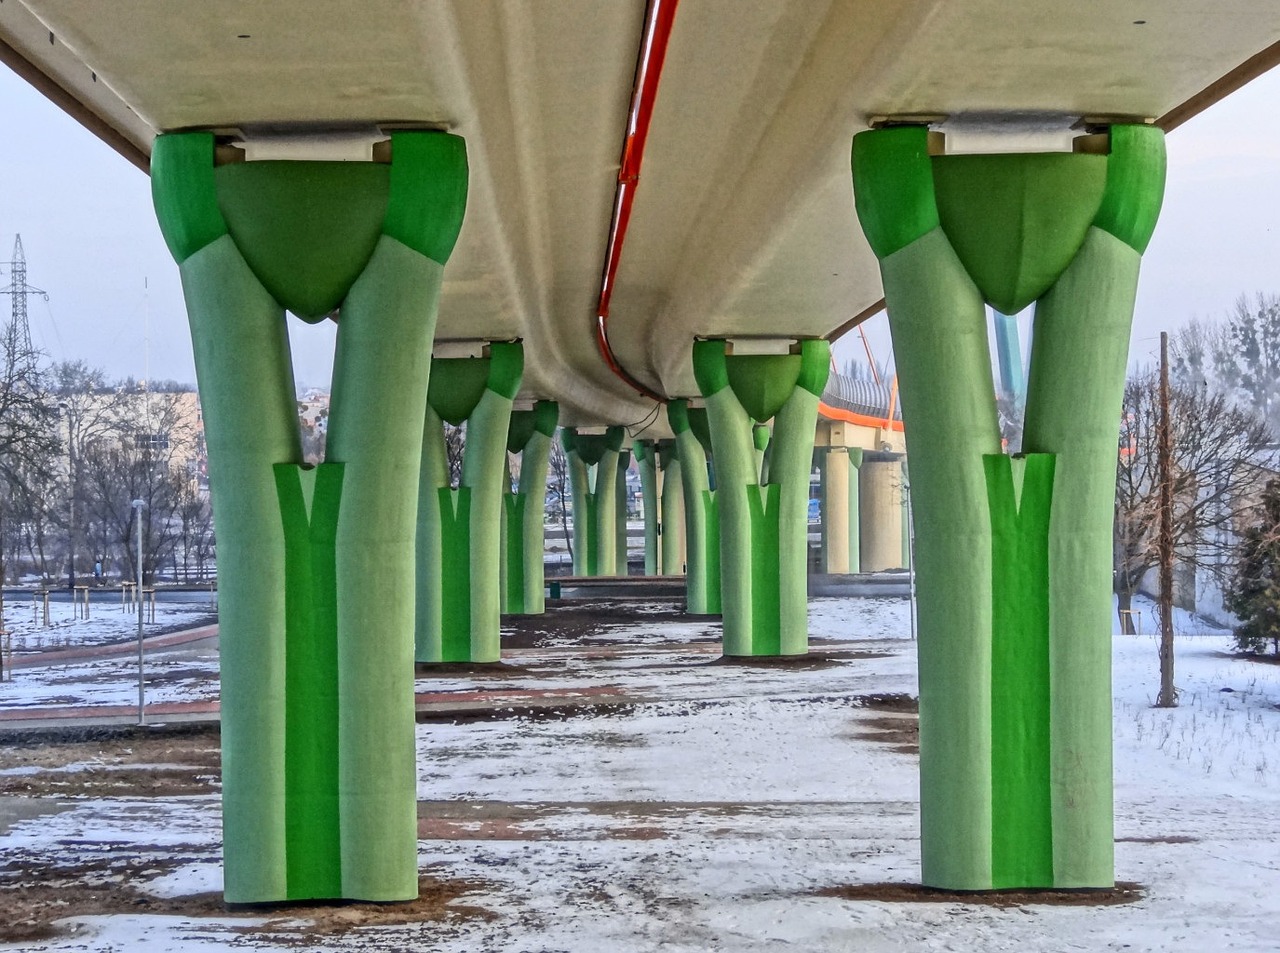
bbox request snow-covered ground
[0,595,218,711]
[2,590,216,654]
[2,594,1279,951]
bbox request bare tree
[77,389,200,584]
[1175,296,1280,433]
[548,436,573,563]
[0,319,60,585]
[1114,366,1274,632]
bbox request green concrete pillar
[152,130,467,902]
[900,458,912,568]
[416,342,523,663]
[658,440,685,575]
[635,440,660,575]
[852,123,1165,889]
[615,450,631,575]
[668,400,719,613]
[692,339,829,656]
[562,427,625,576]
[503,401,558,614]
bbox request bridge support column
[416,343,523,664]
[658,441,686,575]
[818,427,863,574]
[858,454,903,571]
[635,440,662,575]
[502,401,559,614]
[151,130,467,903]
[615,450,632,575]
[668,401,719,613]
[692,339,829,656]
[562,427,625,576]
[852,123,1165,889]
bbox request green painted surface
[770,378,824,655]
[704,385,756,655]
[985,453,1055,888]
[275,462,344,899]
[428,359,491,426]
[159,130,467,904]
[416,405,448,661]
[932,153,1107,315]
[725,354,801,423]
[699,340,827,657]
[1024,227,1144,886]
[851,125,939,259]
[795,338,830,397]
[381,131,468,263]
[637,441,660,575]
[669,401,719,614]
[520,423,555,613]
[503,490,524,612]
[615,451,630,576]
[567,444,591,576]
[691,339,731,396]
[855,125,1165,890]
[504,407,556,614]
[327,238,443,899]
[879,228,1001,889]
[1092,124,1167,254]
[563,427,623,577]
[659,445,685,576]
[151,133,227,264]
[438,487,473,660]
[418,346,521,660]
[178,235,298,903]
[462,384,517,659]
[214,162,389,321]
[747,483,782,654]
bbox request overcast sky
[3,61,1280,392]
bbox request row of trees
[0,318,213,587]
[1114,295,1280,655]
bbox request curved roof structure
[3,1,1278,432]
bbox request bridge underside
[2,1,1277,427]
[3,0,1276,904]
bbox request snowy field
[1,589,216,655]
[0,592,218,711]
[0,594,1278,950]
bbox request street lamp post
[132,499,146,725]
[58,401,75,592]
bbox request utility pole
[0,235,48,374]
[133,499,146,725]
[1157,331,1177,707]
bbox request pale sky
[3,61,1280,391]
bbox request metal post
[133,499,146,725]
[905,472,917,641]
[1156,331,1176,708]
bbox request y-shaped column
[852,123,1165,889]
[502,401,559,614]
[635,440,662,575]
[562,427,625,576]
[658,440,686,575]
[615,450,632,575]
[416,342,523,663]
[692,340,829,656]
[152,130,467,902]
[668,400,720,613]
